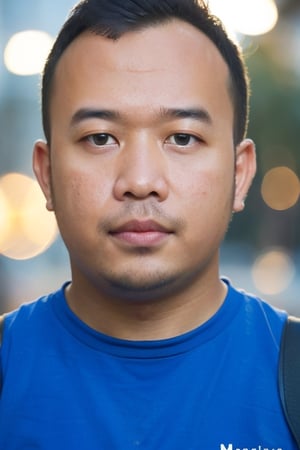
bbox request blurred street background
[0,0,299,313]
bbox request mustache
[99,200,184,233]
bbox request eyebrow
[70,106,213,127]
[159,107,213,125]
[71,108,121,126]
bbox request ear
[32,140,54,211]
[233,138,256,213]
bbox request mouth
[109,219,173,247]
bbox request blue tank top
[0,280,297,449]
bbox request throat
[65,279,228,341]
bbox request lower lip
[111,231,170,246]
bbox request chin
[100,270,180,302]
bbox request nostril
[123,190,160,200]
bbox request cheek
[176,165,234,205]
[174,162,235,244]
[182,171,234,247]
[52,164,111,222]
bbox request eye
[85,133,117,146]
[166,133,200,147]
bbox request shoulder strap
[279,316,300,447]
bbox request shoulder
[0,283,68,344]
[225,278,288,346]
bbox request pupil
[94,134,108,145]
[175,134,189,145]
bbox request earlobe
[32,140,54,211]
[233,138,256,213]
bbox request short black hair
[42,0,249,145]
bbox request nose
[113,136,169,202]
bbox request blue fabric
[0,280,297,449]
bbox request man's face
[34,20,255,300]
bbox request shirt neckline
[51,279,242,359]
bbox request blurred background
[0,0,299,313]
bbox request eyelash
[84,133,117,146]
[82,132,202,148]
[165,133,201,147]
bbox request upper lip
[110,220,172,233]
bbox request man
[0,0,297,448]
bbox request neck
[65,271,228,341]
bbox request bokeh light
[261,166,300,211]
[0,186,10,250]
[0,173,58,260]
[252,249,296,296]
[4,30,54,75]
[208,0,278,36]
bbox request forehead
[50,19,233,128]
